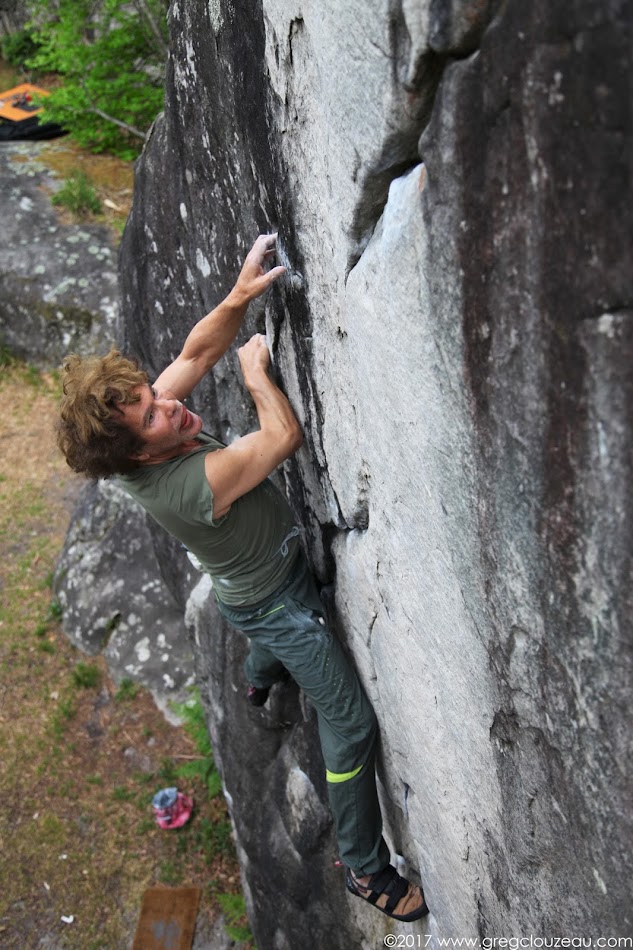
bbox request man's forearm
[151,288,249,401]
[244,367,303,452]
[200,333,302,517]
[182,231,284,370]
[180,286,249,371]
[152,235,285,402]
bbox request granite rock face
[61,0,632,944]
[0,142,119,368]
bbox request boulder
[54,479,195,720]
[0,142,119,368]
[57,0,633,943]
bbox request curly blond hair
[57,349,149,478]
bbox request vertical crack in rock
[347,0,500,274]
[347,4,445,273]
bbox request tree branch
[86,105,147,140]
[78,76,148,140]
[131,0,169,59]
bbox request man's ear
[129,450,150,462]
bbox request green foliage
[72,661,101,689]
[59,696,75,718]
[174,815,231,863]
[51,169,102,217]
[207,817,233,858]
[206,768,223,799]
[217,893,253,944]
[157,757,178,785]
[26,0,168,158]
[112,785,135,802]
[1,29,41,69]
[172,689,223,800]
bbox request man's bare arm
[204,334,303,519]
[154,234,285,402]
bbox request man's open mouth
[180,406,192,430]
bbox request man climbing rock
[56,233,428,923]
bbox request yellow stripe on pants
[326,764,363,784]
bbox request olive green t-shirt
[117,432,300,607]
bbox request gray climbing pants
[215,551,391,875]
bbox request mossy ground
[0,360,252,948]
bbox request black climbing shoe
[246,668,291,707]
[345,865,429,921]
[246,684,270,707]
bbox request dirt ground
[0,361,249,948]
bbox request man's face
[118,384,203,463]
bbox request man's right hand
[238,333,271,387]
[204,331,303,519]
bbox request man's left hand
[233,233,286,303]
[152,234,286,402]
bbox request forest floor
[0,361,252,949]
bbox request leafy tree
[26,0,169,159]
[1,28,42,68]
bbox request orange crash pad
[0,83,50,123]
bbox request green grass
[51,169,102,217]
[112,786,135,803]
[217,893,253,944]
[72,662,101,689]
[0,344,16,368]
[115,677,140,702]
[172,689,223,799]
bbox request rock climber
[56,233,428,923]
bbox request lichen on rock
[0,142,120,367]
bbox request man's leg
[216,555,427,919]
[244,638,286,690]
[306,637,389,874]
[243,638,288,706]
[218,556,388,872]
